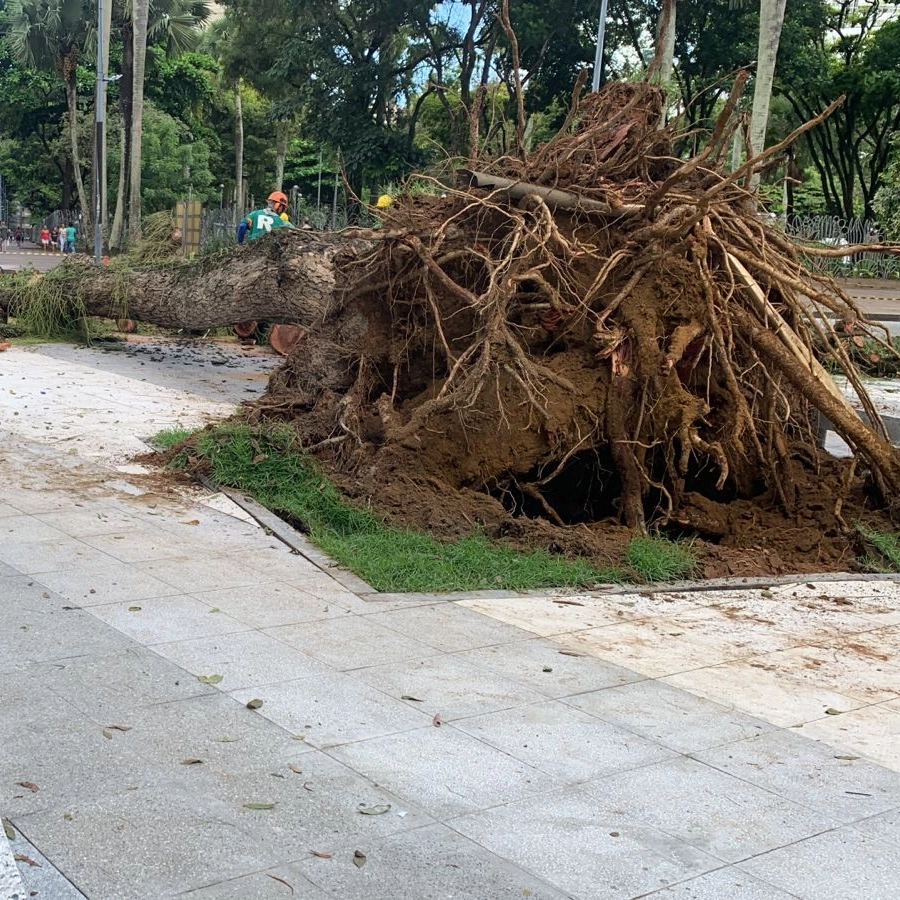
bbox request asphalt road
[0,244,66,272]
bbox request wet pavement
[1,339,900,899]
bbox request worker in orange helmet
[237,190,293,244]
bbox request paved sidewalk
[2,341,900,899]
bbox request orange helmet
[267,191,289,214]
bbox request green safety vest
[245,209,292,241]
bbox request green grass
[159,421,625,592]
[625,533,698,582]
[151,427,196,450]
[856,523,900,573]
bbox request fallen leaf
[824,707,842,716]
[63,813,73,822]
[309,850,332,859]
[17,781,39,793]
[183,519,200,526]
[558,650,583,657]
[834,755,860,761]
[102,729,113,740]
[542,666,553,673]
[13,854,40,868]
[358,804,391,816]
[432,713,442,727]
[127,605,142,612]
[846,790,873,797]
[243,802,276,810]
[181,759,204,766]
[401,695,423,702]
[208,607,221,613]
[216,736,240,742]
[197,674,224,685]
[3,819,15,840]
[246,698,264,709]
[266,874,294,893]
[252,454,268,464]
[352,850,367,869]
[288,764,304,775]
[42,592,50,599]
[303,782,313,791]
[106,724,132,732]
[553,599,585,606]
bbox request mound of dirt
[246,81,900,576]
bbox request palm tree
[6,0,91,221]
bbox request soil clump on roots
[251,81,900,578]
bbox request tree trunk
[110,27,134,250]
[65,74,89,228]
[128,0,150,240]
[0,232,373,329]
[234,84,244,225]
[749,0,788,187]
[648,0,677,85]
[274,120,290,192]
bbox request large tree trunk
[648,0,677,85]
[274,120,290,192]
[0,231,372,329]
[749,0,788,187]
[65,74,89,229]
[110,27,134,250]
[128,0,150,240]
[234,84,244,224]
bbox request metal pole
[93,0,106,265]
[591,0,609,93]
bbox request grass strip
[159,423,624,592]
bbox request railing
[784,216,899,279]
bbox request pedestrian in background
[40,225,50,251]
[58,227,66,253]
[65,223,76,253]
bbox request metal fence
[198,201,355,254]
[784,216,899,279]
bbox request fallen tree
[4,80,900,573]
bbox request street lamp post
[591,0,609,93]
[93,0,106,265]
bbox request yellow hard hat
[376,194,393,209]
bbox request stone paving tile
[364,602,536,652]
[264,615,440,670]
[80,527,210,563]
[112,693,312,772]
[578,757,840,864]
[736,826,900,900]
[0,559,18,576]
[0,489,74,515]
[638,866,800,898]
[0,592,133,672]
[0,535,123,574]
[454,637,644,697]
[153,629,334,690]
[229,546,338,583]
[176,751,435,864]
[794,702,900,772]
[452,700,676,783]
[563,679,772,754]
[89,594,249,644]
[293,823,572,900]
[14,782,275,900]
[34,646,216,721]
[7,824,87,898]
[662,659,866,728]
[33,504,151,537]
[728,641,900,704]
[187,581,356,629]
[135,554,273,593]
[0,513,70,543]
[327,725,559,819]
[450,783,721,899]
[179,870,331,899]
[229,672,431,748]
[0,501,22,517]
[457,592,644,636]
[33,563,182,607]
[691,729,900,823]
[349,654,548,720]
[848,807,900,849]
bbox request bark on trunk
[274,120,289,192]
[0,232,374,330]
[129,0,150,240]
[66,76,89,226]
[749,0,788,188]
[234,84,244,225]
